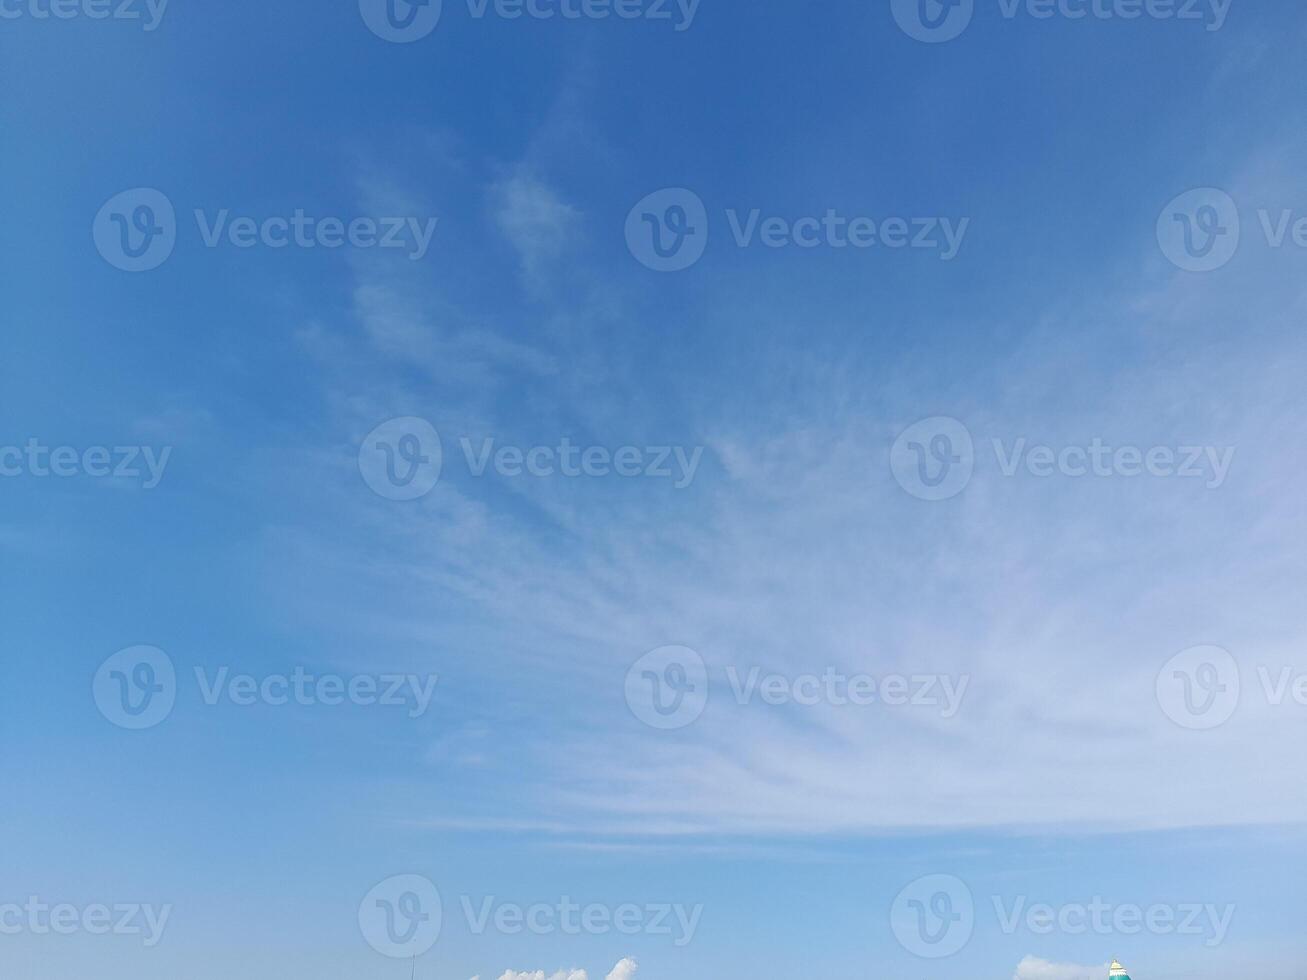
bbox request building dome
[1108,961,1132,980]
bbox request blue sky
[3,1,1307,978]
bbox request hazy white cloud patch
[491,170,579,288]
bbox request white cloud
[491,170,579,288]
[1014,956,1106,980]
[484,960,634,980]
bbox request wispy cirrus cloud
[269,136,1307,844]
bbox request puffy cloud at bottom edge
[478,957,638,980]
